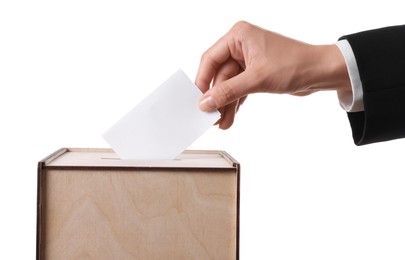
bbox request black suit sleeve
[339,25,405,145]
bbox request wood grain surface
[41,168,237,259]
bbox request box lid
[41,148,239,169]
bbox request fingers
[236,96,247,113]
[210,59,242,129]
[212,59,242,87]
[201,59,247,129]
[195,36,231,94]
[218,100,239,129]
[198,58,242,112]
[195,21,256,129]
[199,69,256,111]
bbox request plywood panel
[41,169,237,259]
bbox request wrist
[300,44,351,94]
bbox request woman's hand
[196,21,350,129]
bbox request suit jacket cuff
[335,40,364,112]
[339,25,405,145]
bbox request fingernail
[199,95,216,112]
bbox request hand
[196,21,350,129]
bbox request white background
[1,0,404,259]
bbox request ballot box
[37,148,240,259]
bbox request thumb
[199,71,252,112]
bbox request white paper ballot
[103,70,220,160]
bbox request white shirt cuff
[335,40,364,112]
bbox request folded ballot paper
[103,70,220,160]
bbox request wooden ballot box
[37,148,240,260]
